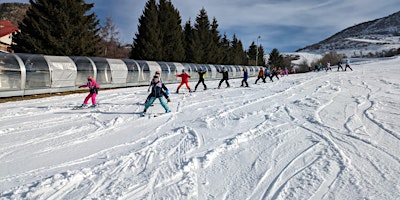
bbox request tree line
[10,0,290,67]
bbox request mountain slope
[297,11,400,57]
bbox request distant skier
[337,61,344,71]
[78,75,100,108]
[217,67,230,88]
[325,62,332,71]
[278,67,284,77]
[284,68,289,76]
[271,67,280,81]
[241,67,249,87]
[345,59,353,71]
[255,67,266,84]
[143,75,171,114]
[175,69,192,93]
[317,63,323,71]
[194,69,207,92]
[264,65,273,82]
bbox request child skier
[345,59,353,71]
[337,61,344,71]
[143,75,171,114]
[264,65,273,82]
[271,67,280,81]
[241,67,249,87]
[217,67,230,88]
[284,68,289,76]
[255,67,265,84]
[146,71,170,104]
[78,75,100,108]
[325,62,332,71]
[194,69,207,91]
[176,69,192,93]
[278,67,283,77]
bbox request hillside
[297,11,400,58]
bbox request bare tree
[99,16,121,57]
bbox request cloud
[156,0,400,51]
[3,0,400,52]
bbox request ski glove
[165,90,169,95]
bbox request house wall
[0,34,13,45]
[0,34,13,52]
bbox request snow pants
[255,76,266,83]
[241,78,249,87]
[145,97,170,112]
[265,74,273,82]
[195,80,207,90]
[218,79,230,88]
[83,93,97,105]
[177,82,191,90]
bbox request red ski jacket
[176,73,191,83]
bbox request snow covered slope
[298,11,400,57]
[0,57,399,199]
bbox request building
[0,20,19,53]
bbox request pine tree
[257,45,266,66]
[158,0,185,62]
[194,8,212,63]
[220,33,231,64]
[183,19,200,63]
[209,17,222,64]
[247,40,266,66]
[231,34,247,65]
[247,41,257,65]
[12,0,101,56]
[268,48,284,68]
[131,0,162,60]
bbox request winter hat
[182,69,185,72]
[153,75,159,79]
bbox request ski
[72,105,98,110]
[140,112,172,118]
[72,106,88,110]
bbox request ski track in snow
[1,57,400,199]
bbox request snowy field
[0,57,399,199]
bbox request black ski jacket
[149,81,168,98]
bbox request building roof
[0,20,19,38]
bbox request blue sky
[3,0,400,52]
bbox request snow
[300,35,400,58]
[1,57,400,200]
[341,36,400,57]
[283,52,323,66]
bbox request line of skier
[313,59,353,72]
[78,65,288,114]
[254,66,286,84]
